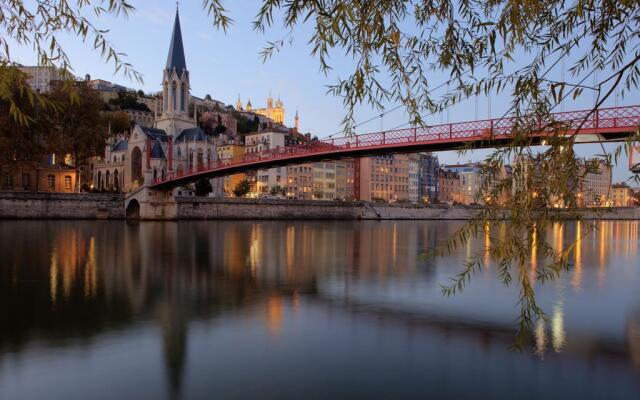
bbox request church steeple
[166,7,187,72]
[158,5,193,136]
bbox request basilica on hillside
[235,94,286,125]
[93,8,219,193]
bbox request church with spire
[93,7,219,193]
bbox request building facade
[1,162,77,193]
[611,183,634,207]
[237,94,285,125]
[442,164,483,205]
[579,159,612,207]
[437,169,462,204]
[418,153,439,203]
[92,8,220,196]
[286,164,313,200]
[408,155,420,204]
[18,66,63,93]
[312,162,337,200]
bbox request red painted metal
[152,105,640,188]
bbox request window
[47,175,55,190]
[64,176,72,190]
[197,150,203,168]
[163,84,168,111]
[3,172,12,188]
[131,147,142,183]
[22,173,31,190]
[181,83,186,111]
[172,82,177,110]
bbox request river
[0,220,639,399]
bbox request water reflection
[0,220,639,399]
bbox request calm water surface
[0,220,639,399]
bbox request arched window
[197,149,203,169]
[153,168,157,182]
[131,146,142,183]
[177,146,181,157]
[206,149,211,166]
[161,168,166,180]
[105,170,111,190]
[181,82,186,111]
[114,170,120,192]
[172,82,177,111]
[97,171,102,190]
[188,150,194,170]
[163,83,168,112]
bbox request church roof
[175,127,209,143]
[112,139,128,152]
[165,9,187,72]
[141,126,169,142]
[150,141,166,159]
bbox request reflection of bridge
[152,106,640,189]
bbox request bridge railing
[153,105,640,185]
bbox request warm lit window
[64,175,72,190]
[47,175,55,189]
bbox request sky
[8,0,640,183]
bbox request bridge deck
[152,106,640,189]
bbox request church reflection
[0,220,639,398]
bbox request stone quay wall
[176,197,367,220]
[0,191,639,220]
[0,192,125,219]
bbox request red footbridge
[152,106,640,189]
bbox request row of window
[2,172,71,190]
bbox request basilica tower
[155,7,196,136]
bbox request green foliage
[270,185,285,196]
[0,0,141,125]
[195,178,213,196]
[108,91,150,112]
[106,111,131,134]
[0,77,108,169]
[236,114,260,134]
[45,83,109,165]
[232,179,251,198]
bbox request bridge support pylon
[125,173,178,220]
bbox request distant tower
[246,98,252,112]
[267,91,273,109]
[235,95,243,111]
[294,110,299,132]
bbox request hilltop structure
[236,93,286,125]
[93,8,220,194]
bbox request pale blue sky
[9,0,639,182]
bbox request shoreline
[1,191,639,220]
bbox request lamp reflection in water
[535,318,547,356]
[571,221,583,291]
[552,301,566,352]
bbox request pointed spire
[166,7,187,71]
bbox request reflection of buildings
[3,220,640,398]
